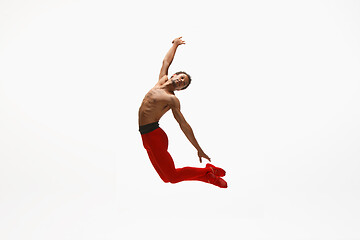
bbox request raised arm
[159,37,186,80]
[169,96,211,163]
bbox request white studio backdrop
[1,0,359,239]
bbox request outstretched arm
[159,37,186,79]
[170,96,211,163]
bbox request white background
[1,0,359,239]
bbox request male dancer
[138,37,227,188]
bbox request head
[170,71,192,91]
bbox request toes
[216,178,228,188]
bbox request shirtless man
[138,37,227,188]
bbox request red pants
[141,128,210,184]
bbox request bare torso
[138,76,174,126]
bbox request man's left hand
[198,150,211,163]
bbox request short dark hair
[175,71,192,90]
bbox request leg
[155,152,227,188]
[143,128,209,183]
[148,147,227,187]
[151,149,210,184]
[142,128,227,187]
[145,149,170,183]
[173,166,228,188]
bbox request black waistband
[139,122,159,135]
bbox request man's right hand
[159,37,185,80]
[172,36,186,46]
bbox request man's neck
[162,81,176,93]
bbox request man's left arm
[170,96,211,163]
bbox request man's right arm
[159,37,185,79]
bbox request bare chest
[143,88,172,105]
[139,88,173,125]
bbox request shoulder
[169,94,180,109]
[156,75,168,86]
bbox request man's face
[170,73,189,90]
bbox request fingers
[199,155,211,163]
[173,36,186,45]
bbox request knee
[162,174,176,184]
[160,169,180,184]
[168,177,180,184]
[159,176,170,183]
[166,171,181,184]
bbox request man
[138,37,227,188]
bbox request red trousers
[141,128,211,184]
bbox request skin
[138,37,211,163]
